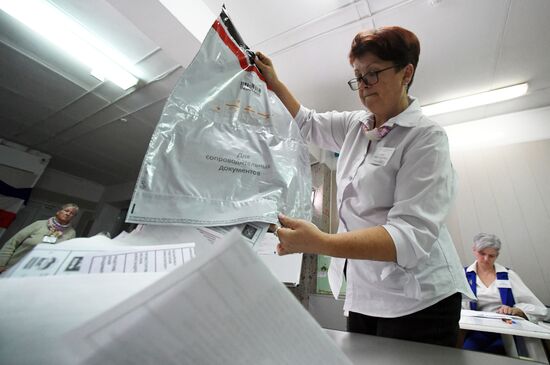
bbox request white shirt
[463,262,548,322]
[295,98,474,317]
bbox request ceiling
[1,0,549,186]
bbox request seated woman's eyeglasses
[347,65,401,91]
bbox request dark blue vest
[465,268,516,310]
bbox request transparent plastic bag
[126,7,312,226]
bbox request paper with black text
[67,229,351,365]
[114,222,269,249]
[113,224,300,284]
[5,242,195,278]
[461,309,524,321]
[461,309,550,335]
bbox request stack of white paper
[461,309,550,335]
[3,221,303,285]
[0,273,164,364]
[4,242,196,278]
[0,230,351,364]
[114,223,302,285]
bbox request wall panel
[449,139,550,304]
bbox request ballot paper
[2,222,266,279]
[461,309,524,321]
[4,242,195,278]
[0,273,164,364]
[115,222,269,249]
[460,309,550,334]
[67,230,351,365]
[121,224,302,285]
[112,222,302,285]
[3,222,303,286]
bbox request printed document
[461,309,550,335]
[5,242,195,278]
[115,223,301,285]
[67,230,351,364]
[115,222,269,249]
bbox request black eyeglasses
[347,65,401,91]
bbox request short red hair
[349,26,420,89]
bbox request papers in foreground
[4,222,303,285]
[461,309,550,335]
[5,241,196,277]
[0,230,349,364]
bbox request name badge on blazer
[368,147,395,166]
[496,279,512,288]
[42,235,57,244]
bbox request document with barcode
[5,241,195,278]
[66,229,351,365]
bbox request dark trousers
[463,330,506,354]
[347,292,462,347]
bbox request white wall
[444,106,550,152]
[447,138,550,305]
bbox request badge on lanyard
[42,235,58,244]
[496,279,512,288]
[368,147,395,166]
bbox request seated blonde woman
[463,233,548,354]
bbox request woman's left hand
[275,214,328,256]
[497,305,527,318]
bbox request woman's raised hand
[254,51,279,88]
